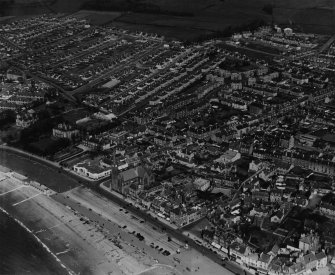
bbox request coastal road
[51,187,239,275]
[51,190,209,275]
[61,187,181,253]
[96,184,251,275]
[0,146,249,274]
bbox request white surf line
[0,185,26,196]
[13,193,41,207]
[34,229,46,234]
[0,207,76,275]
[56,249,70,256]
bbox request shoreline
[0,206,73,275]
[0,145,236,275]
[0,146,234,275]
[0,164,154,275]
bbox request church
[110,165,155,197]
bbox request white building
[73,161,111,180]
[194,178,210,191]
[53,123,79,139]
[215,149,241,164]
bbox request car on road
[159,248,163,252]
[140,220,144,223]
[122,225,127,229]
[155,245,159,249]
[125,211,129,214]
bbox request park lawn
[248,227,278,252]
[29,137,70,156]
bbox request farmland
[1,0,334,36]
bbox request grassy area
[280,217,301,231]
[184,218,214,238]
[62,108,92,124]
[2,0,334,36]
[246,42,282,55]
[29,137,70,156]
[111,21,214,42]
[71,10,122,25]
[0,150,79,192]
[248,227,278,251]
[62,152,91,167]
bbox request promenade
[0,144,249,274]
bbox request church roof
[120,166,148,182]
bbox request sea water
[0,210,65,275]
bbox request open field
[2,0,334,37]
[71,10,122,25]
[111,21,214,42]
[0,150,79,192]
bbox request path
[318,34,335,53]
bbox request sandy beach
[0,171,148,275]
[58,186,233,275]
[0,164,232,275]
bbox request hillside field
[0,0,334,37]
